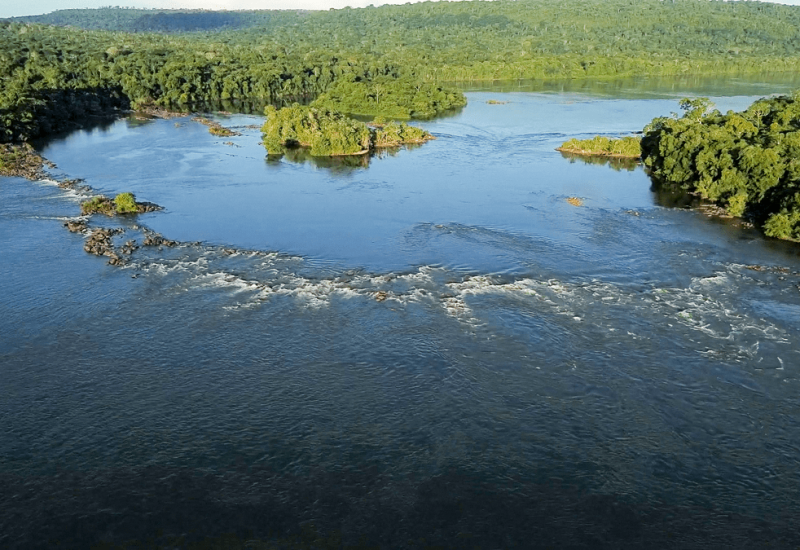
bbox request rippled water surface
[2,79,800,549]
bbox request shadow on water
[13,86,131,148]
[3,462,798,549]
[649,180,787,242]
[558,151,640,172]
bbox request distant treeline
[5,0,800,143]
[5,8,288,33]
[8,0,800,81]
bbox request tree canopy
[642,93,800,241]
[8,0,800,80]
[0,20,463,143]
[261,104,432,157]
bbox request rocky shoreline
[192,117,241,137]
[0,143,51,180]
[0,140,177,266]
[132,101,189,120]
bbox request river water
[2,77,800,549]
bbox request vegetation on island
[262,105,372,156]
[80,193,160,215]
[642,95,800,241]
[310,77,466,119]
[557,136,641,158]
[371,117,433,148]
[261,105,432,157]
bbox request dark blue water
[2,82,800,549]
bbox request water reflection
[453,73,800,99]
[558,150,640,172]
[266,144,422,173]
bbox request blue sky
[2,0,800,18]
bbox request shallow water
[2,79,800,549]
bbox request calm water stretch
[2,77,800,549]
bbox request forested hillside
[0,22,465,142]
[9,0,800,80]
[6,8,296,33]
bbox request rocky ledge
[83,227,127,266]
[192,117,241,137]
[143,233,178,247]
[68,222,178,266]
[0,143,48,180]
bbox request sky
[2,0,800,18]
[2,0,435,18]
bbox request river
[2,76,800,549]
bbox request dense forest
[8,0,800,81]
[0,21,465,143]
[642,95,800,241]
[5,8,292,33]
[4,0,800,144]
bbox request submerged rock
[120,240,139,255]
[83,227,125,265]
[132,101,187,120]
[64,220,88,233]
[143,233,178,247]
[566,197,584,207]
[192,117,241,137]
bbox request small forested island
[80,193,161,216]
[261,105,433,157]
[642,95,800,241]
[557,136,641,159]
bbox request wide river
[2,76,800,548]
